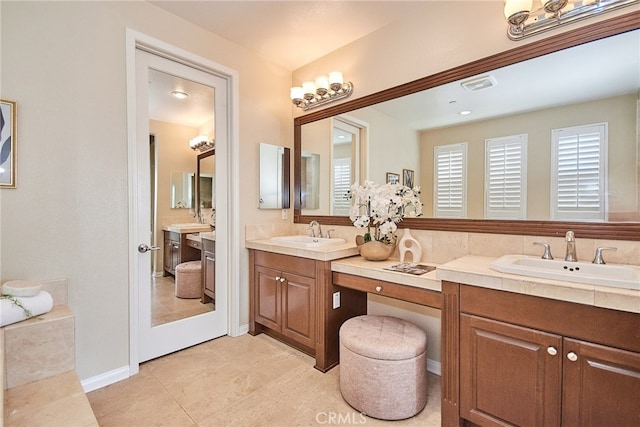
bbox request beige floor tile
[88,334,441,426]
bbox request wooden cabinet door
[281,272,316,349]
[460,314,562,427]
[254,265,281,331]
[562,338,640,426]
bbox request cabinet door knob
[280,277,286,282]
[375,286,383,292]
[275,276,281,281]
[567,352,578,362]
[547,347,558,356]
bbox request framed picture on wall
[0,99,17,188]
[403,169,415,188]
[386,172,400,184]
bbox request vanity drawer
[332,272,442,308]
[254,251,316,278]
[186,239,201,250]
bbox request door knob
[547,347,558,356]
[567,352,578,362]
[138,244,160,253]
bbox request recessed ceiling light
[171,90,189,99]
[459,110,472,116]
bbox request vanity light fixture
[504,0,639,40]
[290,71,353,110]
[189,135,214,152]
[171,90,189,99]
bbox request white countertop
[245,238,360,261]
[163,224,212,233]
[200,232,215,241]
[437,255,640,314]
[331,257,441,293]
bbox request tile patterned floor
[151,276,213,326]
[87,333,441,426]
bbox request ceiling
[149,1,439,70]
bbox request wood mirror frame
[196,149,215,220]
[294,11,640,241]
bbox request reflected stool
[175,261,202,299]
[339,315,428,420]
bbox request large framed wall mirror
[294,12,640,241]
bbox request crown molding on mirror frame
[294,11,640,241]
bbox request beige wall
[420,94,639,219]
[0,1,292,381]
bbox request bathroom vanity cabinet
[443,281,640,427]
[249,249,366,371]
[163,231,201,276]
[201,237,215,303]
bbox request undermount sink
[490,255,640,290]
[269,235,346,248]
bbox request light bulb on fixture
[504,0,638,40]
[504,0,532,26]
[290,70,353,110]
[189,135,214,152]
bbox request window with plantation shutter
[551,123,607,221]
[434,143,467,218]
[485,134,528,219]
[332,157,351,216]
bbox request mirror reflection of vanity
[294,13,640,240]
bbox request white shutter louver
[485,135,527,219]
[434,143,467,218]
[332,158,351,216]
[551,123,607,221]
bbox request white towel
[1,291,54,327]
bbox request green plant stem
[1,294,34,319]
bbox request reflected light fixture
[189,135,214,152]
[171,90,189,99]
[290,71,353,110]
[504,0,639,40]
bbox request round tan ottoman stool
[175,261,202,298]
[339,315,427,420]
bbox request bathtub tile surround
[3,279,75,388]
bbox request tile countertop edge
[245,239,360,261]
[436,255,640,315]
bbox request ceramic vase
[399,228,422,263]
[358,239,397,261]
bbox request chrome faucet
[564,230,577,262]
[592,247,617,264]
[308,220,323,238]
[533,242,553,260]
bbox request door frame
[125,29,240,376]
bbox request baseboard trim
[81,365,130,393]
